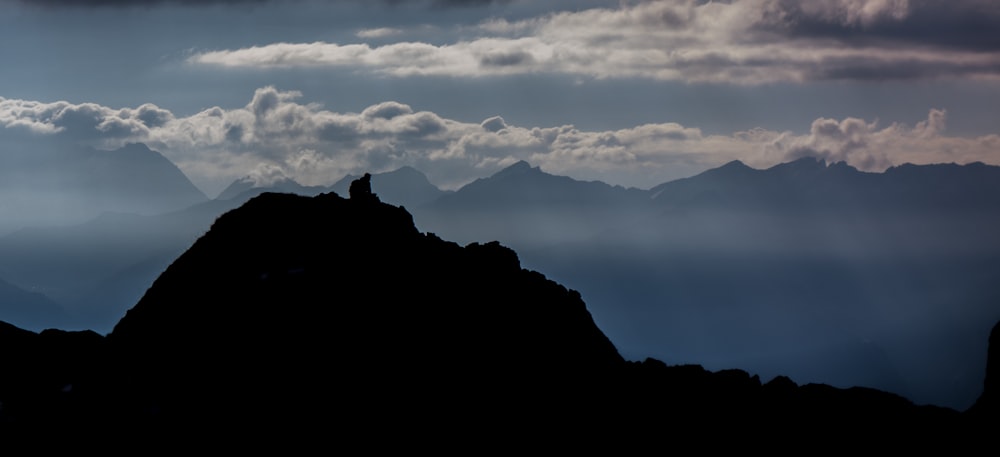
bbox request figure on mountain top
[349,173,379,202]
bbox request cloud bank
[189,0,1000,84]
[2,88,997,195]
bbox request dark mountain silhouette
[1,157,997,415]
[0,142,207,233]
[108,190,621,380]
[414,160,650,248]
[0,183,991,448]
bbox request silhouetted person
[349,173,378,202]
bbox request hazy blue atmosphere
[2,0,1000,413]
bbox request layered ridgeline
[0,186,992,447]
[470,158,1000,411]
[0,155,998,413]
[0,141,208,330]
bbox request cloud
[766,0,1000,51]
[764,0,912,29]
[2,89,997,196]
[245,162,289,187]
[0,97,175,144]
[189,0,1000,84]
[480,116,507,132]
[357,28,402,39]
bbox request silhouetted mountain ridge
[0,157,996,433]
[109,191,623,377]
[0,184,994,447]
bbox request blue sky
[2,0,999,196]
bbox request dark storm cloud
[809,56,1000,82]
[760,0,1000,52]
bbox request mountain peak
[391,165,421,175]
[105,192,624,432]
[768,155,827,173]
[703,160,754,178]
[719,159,750,170]
[117,142,155,154]
[498,160,537,175]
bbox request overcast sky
[2,0,999,196]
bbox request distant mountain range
[0,144,998,412]
[414,160,650,248]
[650,157,1000,212]
[0,190,993,447]
[0,142,207,233]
